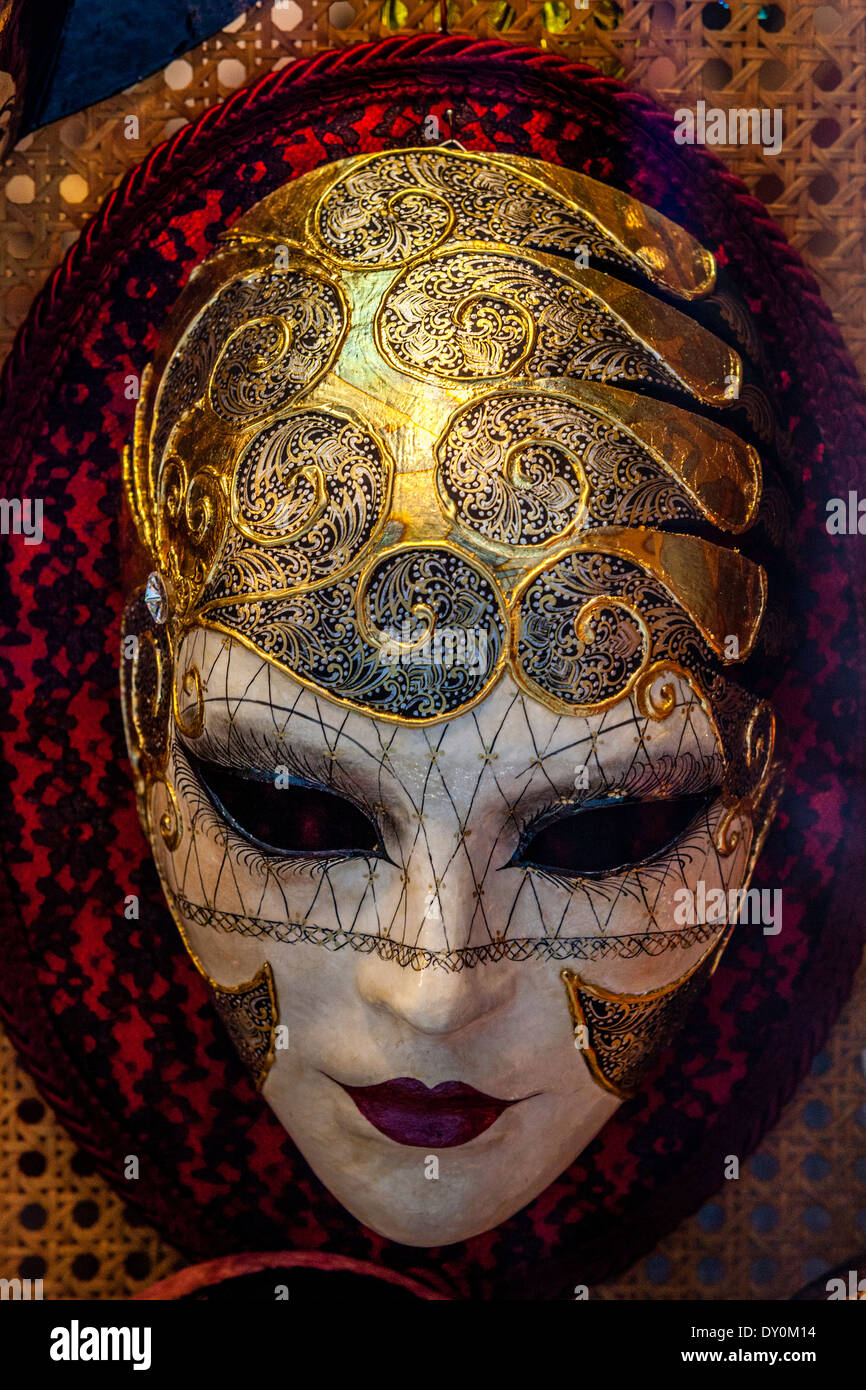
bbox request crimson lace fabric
[0,37,864,1301]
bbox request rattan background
[2,0,864,372]
[1,0,865,1300]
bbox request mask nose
[389,834,491,955]
[355,845,516,1035]
[355,947,517,1036]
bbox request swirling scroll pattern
[157,454,227,613]
[209,546,507,721]
[316,150,635,275]
[708,676,779,857]
[377,251,682,389]
[153,268,345,461]
[436,390,708,548]
[203,409,392,599]
[514,550,717,713]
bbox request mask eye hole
[515,792,712,878]
[187,752,380,858]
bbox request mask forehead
[124,147,784,880]
[126,146,766,730]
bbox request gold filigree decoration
[375,247,737,403]
[205,542,509,724]
[209,963,278,1090]
[205,406,395,596]
[129,628,169,754]
[562,938,726,1099]
[634,663,680,722]
[243,147,716,299]
[568,528,766,660]
[173,664,205,740]
[714,700,779,857]
[131,258,350,619]
[124,146,773,746]
[119,588,176,840]
[511,536,764,716]
[153,778,182,850]
[156,266,347,447]
[434,384,760,553]
[155,454,227,616]
[529,379,761,532]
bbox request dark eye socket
[188,753,380,858]
[516,792,712,878]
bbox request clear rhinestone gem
[144,571,168,624]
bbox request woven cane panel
[1,1,864,372]
[596,948,866,1301]
[0,1026,184,1298]
[1,0,865,1300]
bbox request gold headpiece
[125,147,766,725]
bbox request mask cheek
[210,963,279,1091]
[141,740,283,1091]
[561,939,723,1100]
[556,799,751,1102]
[164,872,283,1092]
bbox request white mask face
[121,148,781,1245]
[134,626,751,1246]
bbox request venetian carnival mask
[120,147,784,1246]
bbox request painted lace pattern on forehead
[143,627,753,972]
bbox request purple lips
[340,1076,517,1148]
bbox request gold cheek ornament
[561,938,727,1101]
[120,146,784,1095]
